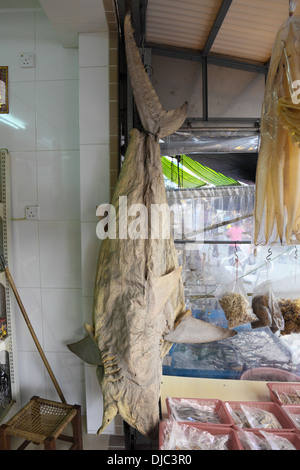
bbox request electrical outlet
[25,206,39,221]
[19,53,35,68]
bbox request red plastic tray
[237,430,300,450]
[166,397,234,427]
[224,401,295,432]
[159,420,244,450]
[281,405,300,431]
[267,382,300,406]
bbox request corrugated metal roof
[146,0,223,50]
[145,0,300,64]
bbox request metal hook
[234,242,239,263]
[295,245,298,261]
[266,247,272,262]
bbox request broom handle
[4,265,67,404]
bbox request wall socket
[19,52,35,68]
[25,206,39,221]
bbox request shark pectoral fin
[164,315,237,344]
[147,267,182,317]
[84,322,95,338]
[67,335,102,365]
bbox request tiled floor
[7,417,126,450]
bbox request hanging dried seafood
[254,9,300,245]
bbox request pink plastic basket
[281,405,300,431]
[238,430,300,450]
[165,397,234,427]
[240,367,300,382]
[158,420,244,450]
[224,401,295,432]
[267,382,300,406]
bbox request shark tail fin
[124,12,187,138]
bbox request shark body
[68,13,235,440]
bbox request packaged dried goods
[225,403,282,430]
[160,420,230,450]
[237,430,297,450]
[217,280,258,329]
[278,298,300,335]
[251,281,284,331]
[167,397,223,424]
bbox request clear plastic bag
[240,404,282,430]
[160,420,230,450]
[237,430,270,450]
[251,280,284,331]
[259,431,296,450]
[272,276,300,335]
[216,279,258,329]
[237,430,297,450]
[167,397,222,424]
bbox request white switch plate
[19,53,35,68]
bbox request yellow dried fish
[254,15,300,245]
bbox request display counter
[160,376,270,419]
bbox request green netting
[161,155,240,188]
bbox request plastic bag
[282,407,300,429]
[225,403,250,429]
[259,431,296,450]
[216,280,258,329]
[272,276,300,335]
[251,280,284,331]
[167,397,222,424]
[240,404,282,430]
[237,430,270,450]
[225,403,282,430]
[254,14,300,245]
[237,430,297,450]
[160,420,229,450]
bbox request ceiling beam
[202,0,233,56]
[146,42,269,74]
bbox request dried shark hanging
[68,13,235,440]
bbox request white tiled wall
[0,7,117,435]
[79,31,118,434]
[0,10,84,408]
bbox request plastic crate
[281,405,300,431]
[166,397,234,427]
[158,420,243,450]
[237,430,300,450]
[267,382,300,406]
[224,401,295,432]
